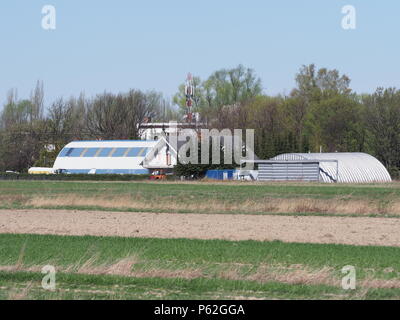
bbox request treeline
[0,82,177,171]
[174,64,400,178]
[1,64,400,178]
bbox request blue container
[206,170,236,180]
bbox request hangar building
[52,138,177,175]
[256,152,392,183]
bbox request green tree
[173,65,262,125]
[306,95,365,152]
[363,88,400,173]
[292,64,352,102]
[0,98,47,172]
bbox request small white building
[52,138,178,174]
[139,122,181,141]
[139,121,204,141]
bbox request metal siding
[271,153,391,183]
[258,162,320,182]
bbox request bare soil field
[0,209,399,247]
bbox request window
[58,148,70,157]
[126,148,149,157]
[138,148,149,156]
[83,148,100,157]
[127,148,141,157]
[98,148,113,157]
[58,146,151,158]
[112,148,129,157]
[69,148,85,157]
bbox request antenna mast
[184,73,195,123]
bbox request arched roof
[271,153,392,183]
[53,140,160,174]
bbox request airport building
[254,152,392,183]
[52,138,177,175]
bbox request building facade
[258,152,392,183]
[52,138,177,174]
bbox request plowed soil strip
[0,209,399,247]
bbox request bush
[388,167,400,180]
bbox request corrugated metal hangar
[257,160,323,182]
[256,152,392,183]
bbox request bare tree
[30,80,44,121]
[85,90,163,140]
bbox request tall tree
[305,95,364,152]
[173,65,262,125]
[292,64,352,102]
[86,90,164,140]
[30,80,44,121]
[363,88,400,173]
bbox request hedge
[0,173,153,181]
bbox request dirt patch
[245,265,335,286]
[0,209,400,247]
[361,278,400,289]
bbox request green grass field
[1,180,400,300]
[1,180,400,216]
[0,271,363,300]
[1,234,400,300]
[2,180,400,199]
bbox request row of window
[58,147,150,158]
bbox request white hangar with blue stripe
[53,138,177,174]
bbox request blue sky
[0,0,399,107]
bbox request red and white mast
[184,73,195,123]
